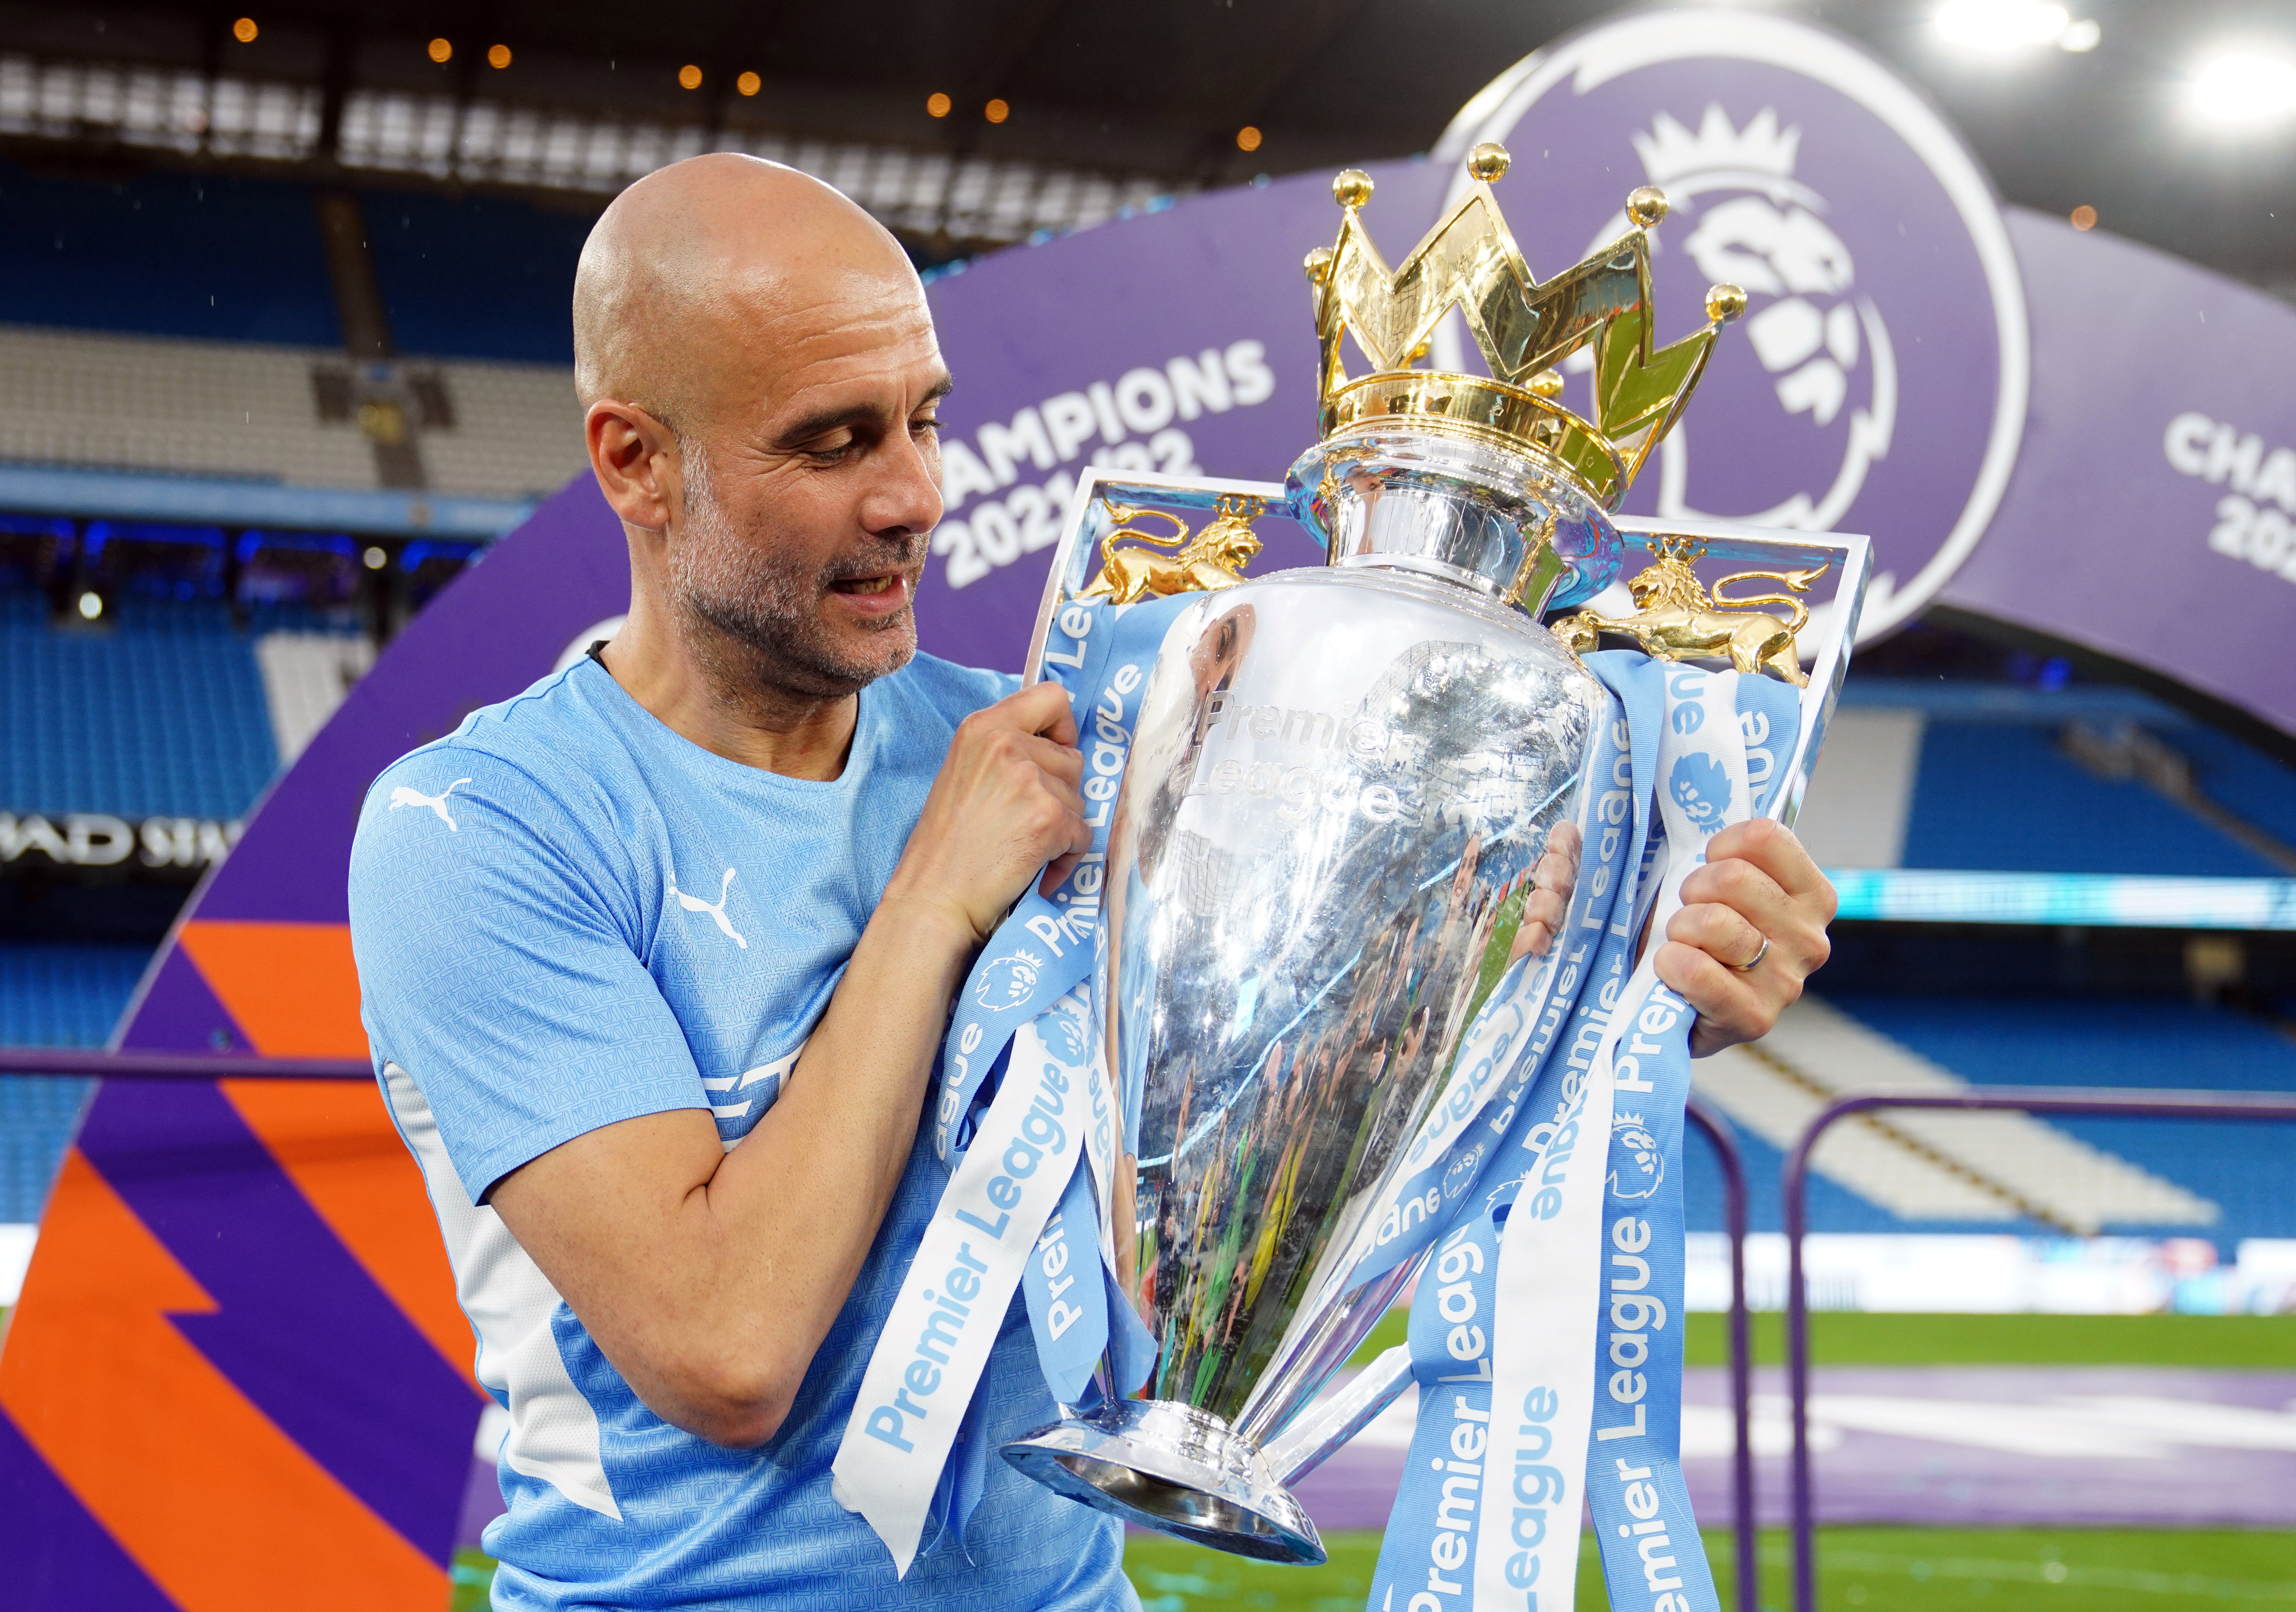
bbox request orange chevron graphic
[177,920,368,1058]
[0,1149,447,1612]
[221,1078,480,1393]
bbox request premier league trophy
[1000,145,1827,1562]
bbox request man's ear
[587,399,680,533]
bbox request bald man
[347,155,1834,1609]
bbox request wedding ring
[1731,935,1771,973]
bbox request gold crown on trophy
[1304,143,1748,508]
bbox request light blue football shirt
[347,650,1133,1611]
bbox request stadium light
[231,16,257,44]
[76,592,102,620]
[427,37,451,64]
[2185,47,2296,130]
[1933,0,2098,55]
[737,72,761,98]
[1236,126,1262,153]
[926,92,951,118]
[985,98,1011,124]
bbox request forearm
[492,896,980,1446]
[697,898,977,1360]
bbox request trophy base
[1002,1398,1325,1566]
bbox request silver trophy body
[1003,425,1619,1562]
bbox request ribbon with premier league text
[1369,658,1799,1612]
[835,611,1803,1593]
[833,592,1183,1573]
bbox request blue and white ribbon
[834,592,1185,1571]
[1370,657,1799,1612]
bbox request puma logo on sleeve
[389,778,473,831]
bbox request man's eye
[912,416,942,435]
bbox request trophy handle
[1608,515,1873,828]
[1022,467,1291,685]
[1260,1343,1414,1486]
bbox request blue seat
[0,942,152,1224]
[0,602,278,819]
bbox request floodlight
[2186,48,2296,129]
[1934,0,2075,54]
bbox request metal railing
[1686,1097,1757,1612]
[0,1047,369,1080]
[1781,1085,2296,1612]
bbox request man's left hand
[1656,818,1835,1057]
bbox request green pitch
[451,1527,2296,1610]
[1124,1527,2296,1610]
[1347,1308,2296,1369]
[449,1314,2296,1608]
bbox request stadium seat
[0,941,150,1224]
[0,597,277,818]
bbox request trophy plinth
[1003,1399,1323,1565]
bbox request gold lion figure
[1555,540,1827,686]
[1078,494,1264,605]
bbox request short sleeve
[349,746,706,1199]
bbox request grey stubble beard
[667,446,923,706]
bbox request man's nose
[865,428,945,538]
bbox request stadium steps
[254,630,376,765]
[1694,995,2217,1234]
[0,323,583,501]
[411,361,585,500]
[0,323,375,489]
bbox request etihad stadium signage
[0,811,242,877]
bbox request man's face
[666,269,948,698]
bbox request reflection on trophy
[1002,143,1749,1563]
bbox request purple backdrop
[914,161,1449,671]
[1940,212,2296,736]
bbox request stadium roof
[0,0,2290,288]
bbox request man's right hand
[884,680,1092,944]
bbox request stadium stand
[1902,723,2283,877]
[0,940,148,1226]
[408,361,586,500]
[0,591,277,818]
[0,157,340,346]
[0,322,378,489]
[1831,995,2296,1250]
[0,324,584,501]
[1796,685,2296,877]
[359,188,590,365]
[0,155,588,510]
[1686,991,2296,1259]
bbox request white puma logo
[388,778,472,831]
[667,866,747,949]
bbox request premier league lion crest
[1442,1143,1486,1204]
[973,946,1044,1011]
[1667,751,1733,830]
[1609,1112,1666,1201]
[1040,993,1091,1062]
